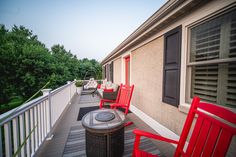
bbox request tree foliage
[0,24,102,113]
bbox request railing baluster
[19,114,25,157]
[25,111,30,157]
[43,101,45,138]
[13,118,19,157]
[30,108,35,155]
[41,102,45,140]
[0,126,3,157]
[4,122,12,157]
[44,101,47,137]
[47,89,53,140]
[34,106,39,149]
[0,81,76,157]
[47,99,50,134]
[45,100,48,135]
[38,104,42,145]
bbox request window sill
[178,103,191,114]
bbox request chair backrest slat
[185,116,204,156]
[175,97,236,157]
[201,123,221,157]
[115,84,134,115]
[115,84,122,103]
[213,129,233,157]
[192,119,212,157]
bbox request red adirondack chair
[132,96,236,157]
[100,83,134,115]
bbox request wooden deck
[35,94,175,157]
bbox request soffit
[101,0,210,65]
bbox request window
[103,66,106,79]
[106,64,110,81]
[188,9,236,108]
[110,61,114,82]
[103,62,113,82]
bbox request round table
[82,108,125,157]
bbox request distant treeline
[0,24,102,113]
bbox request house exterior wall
[130,0,236,135]
[113,57,122,84]
[104,0,236,137]
[131,37,186,135]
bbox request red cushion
[104,88,113,92]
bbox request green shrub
[0,96,24,114]
[75,80,83,87]
[97,80,102,84]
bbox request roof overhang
[101,0,209,65]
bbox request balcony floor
[35,93,175,157]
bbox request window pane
[189,9,236,108]
[227,62,236,108]
[191,64,218,103]
[190,10,236,62]
[191,62,236,108]
[230,11,236,58]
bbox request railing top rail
[0,81,76,126]
[50,80,76,96]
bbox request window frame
[185,8,236,106]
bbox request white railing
[0,80,77,157]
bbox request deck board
[35,94,175,157]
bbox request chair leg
[99,100,103,109]
[124,121,133,127]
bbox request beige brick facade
[103,0,236,143]
[131,37,186,135]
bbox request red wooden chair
[132,96,236,157]
[100,83,134,126]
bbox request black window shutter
[104,65,106,79]
[106,64,109,80]
[102,66,105,79]
[110,62,114,83]
[162,26,182,106]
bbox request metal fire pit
[82,108,125,157]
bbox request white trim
[130,104,180,146]
[178,103,191,114]
[187,58,236,66]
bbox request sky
[0,0,167,61]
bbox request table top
[82,108,125,132]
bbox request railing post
[67,81,72,104]
[41,89,53,140]
[74,79,77,94]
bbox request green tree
[0,24,102,113]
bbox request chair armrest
[100,99,116,109]
[133,129,179,144]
